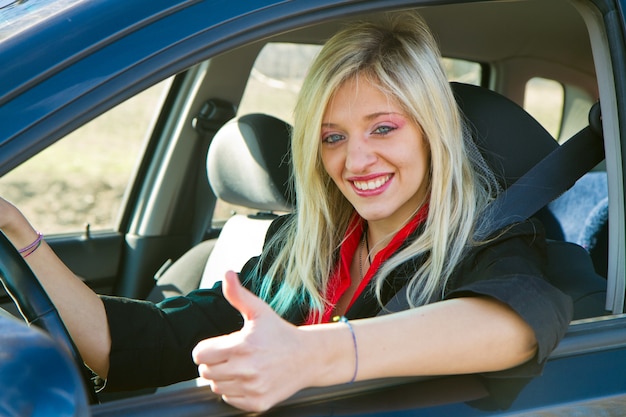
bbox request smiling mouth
[352,174,392,191]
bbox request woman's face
[320,77,430,233]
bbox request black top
[101,217,572,391]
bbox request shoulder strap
[475,102,604,240]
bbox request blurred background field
[0,83,167,234]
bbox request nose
[345,136,376,173]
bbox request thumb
[222,270,271,322]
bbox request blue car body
[0,313,89,417]
[1,0,626,415]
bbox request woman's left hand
[192,271,311,413]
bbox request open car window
[0,80,171,235]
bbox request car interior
[146,82,608,319]
[142,0,614,312]
[0,0,622,408]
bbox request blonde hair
[256,14,498,318]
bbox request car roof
[0,0,593,96]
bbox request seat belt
[474,102,604,240]
[381,103,605,314]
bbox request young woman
[0,14,571,412]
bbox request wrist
[298,320,359,387]
[333,316,358,383]
[18,231,43,257]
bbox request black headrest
[451,82,558,188]
[207,113,294,212]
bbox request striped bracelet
[19,232,43,258]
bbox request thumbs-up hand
[192,271,309,412]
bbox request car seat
[200,113,293,288]
[451,82,607,319]
[540,172,609,277]
[147,113,293,302]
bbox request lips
[352,174,392,192]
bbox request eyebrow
[322,112,404,128]
[364,111,404,121]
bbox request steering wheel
[0,231,99,404]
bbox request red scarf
[306,203,429,324]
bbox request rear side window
[237,42,322,124]
[524,77,565,139]
[442,58,482,85]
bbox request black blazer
[102,217,572,391]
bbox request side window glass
[523,77,565,139]
[559,85,594,142]
[237,42,322,124]
[0,81,171,235]
[442,58,482,85]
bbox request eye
[322,133,345,144]
[372,125,396,135]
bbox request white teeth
[353,175,390,191]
